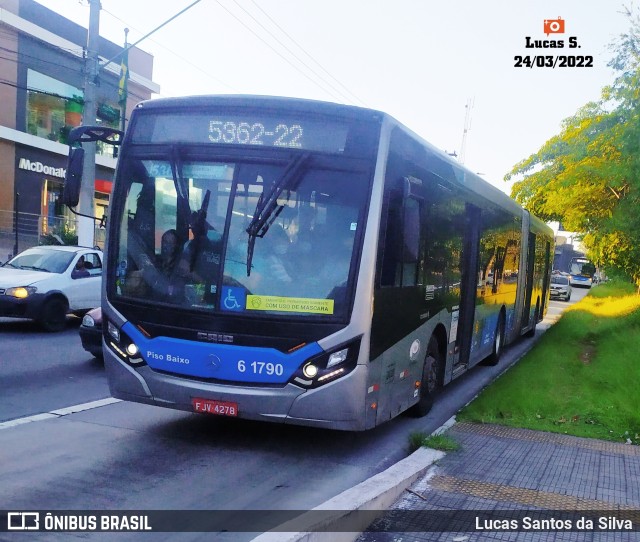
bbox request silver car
[550,273,572,301]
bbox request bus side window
[401,197,421,287]
[380,190,403,287]
[380,193,423,288]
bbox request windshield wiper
[245,153,310,275]
[170,147,193,233]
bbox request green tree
[507,7,640,287]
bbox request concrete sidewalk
[252,422,640,541]
[356,422,640,541]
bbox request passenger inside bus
[178,211,222,305]
[151,228,184,302]
[251,226,293,293]
[315,224,355,298]
[158,229,180,277]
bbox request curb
[249,445,445,542]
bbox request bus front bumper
[104,347,371,431]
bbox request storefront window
[27,70,82,143]
[40,178,76,243]
[26,70,120,157]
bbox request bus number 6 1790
[237,360,284,376]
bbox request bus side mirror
[62,147,84,207]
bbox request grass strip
[408,431,461,453]
[458,280,640,444]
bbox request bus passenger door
[453,204,481,373]
[372,176,428,423]
[540,240,551,316]
[521,232,536,330]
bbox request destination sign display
[132,112,350,153]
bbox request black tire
[524,302,539,338]
[408,335,443,417]
[39,297,68,332]
[484,312,505,366]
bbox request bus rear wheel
[525,301,540,338]
[409,335,443,417]
[483,313,505,366]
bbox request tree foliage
[507,7,640,286]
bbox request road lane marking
[0,397,121,430]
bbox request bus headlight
[104,318,146,367]
[291,337,362,389]
[327,348,348,368]
[303,363,319,378]
[107,320,120,342]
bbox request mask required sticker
[246,294,334,315]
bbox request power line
[0,26,89,58]
[228,0,364,106]
[89,1,365,103]
[0,46,84,76]
[100,5,240,94]
[214,0,347,102]
[100,0,202,68]
[247,0,367,107]
[0,50,149,103]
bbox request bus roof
[132,94,551,234]
[134,94,384,122]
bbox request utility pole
[74,0,201,248]
[78,0,101,248]
[119,28,129,134]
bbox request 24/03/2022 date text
[514,55,593,68]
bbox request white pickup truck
[0,245,103,331]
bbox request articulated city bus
[65,96,552,430]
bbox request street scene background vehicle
[549,273,572,301]
[0,245,102,331]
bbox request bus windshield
[111,151,368,321]
[570,258,595,278]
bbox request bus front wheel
[409,335,443,417]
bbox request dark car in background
[79,307,103,359]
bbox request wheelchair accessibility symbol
[221,286,246,312]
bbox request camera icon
[544,17,565,35]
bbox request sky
[34,0,633,195]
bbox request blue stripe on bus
[122,322,322,384]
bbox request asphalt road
[0,288,588,541]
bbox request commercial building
[0,0,159,256]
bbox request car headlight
[5,286,37,298]
[82,314,95,327]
